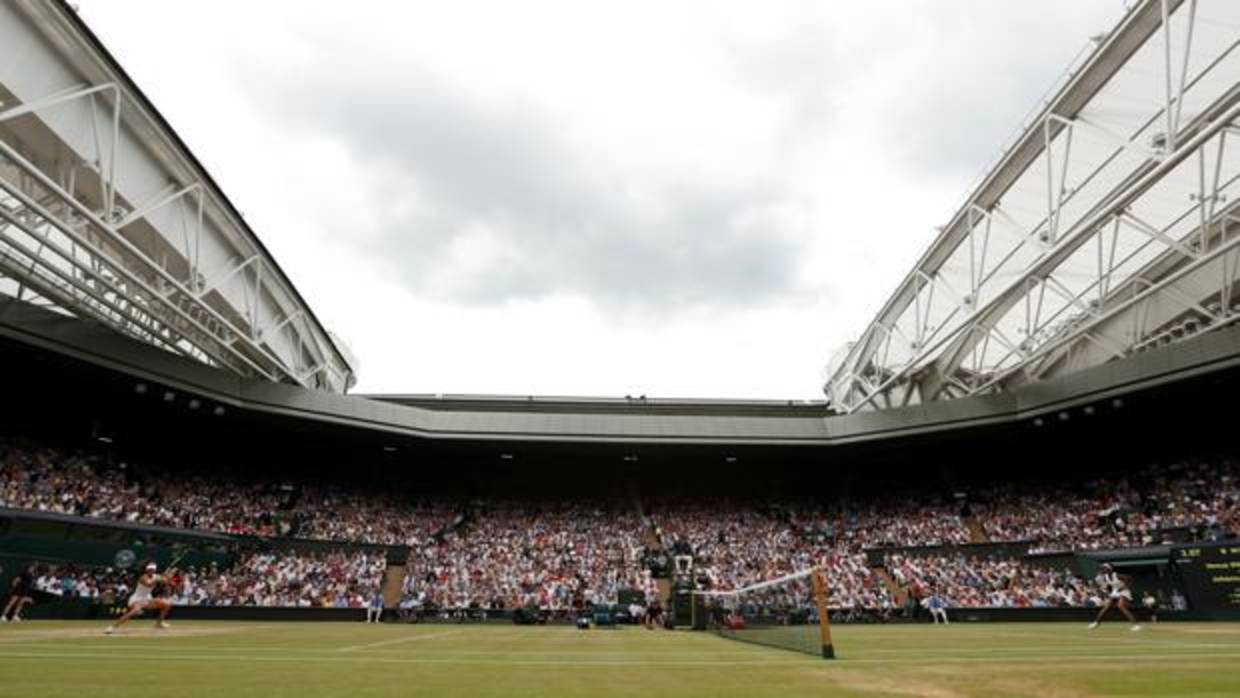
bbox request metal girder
[0,151,285,380]
[0,0,356,391]
[929,99,1240,398]
[827,0,1239,412]
[988,204,1240,389]
[0,229,196,361]
[0,181,267,377]
[873,97,1240,409]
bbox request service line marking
[338,629,467,652]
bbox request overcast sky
[80,1,1123,400]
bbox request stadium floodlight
[692,566,835,659]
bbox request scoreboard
[1174,544,1240,612]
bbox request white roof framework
[828,0,1240,412]
[0,1,355,392]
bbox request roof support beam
[851,93,1240,412]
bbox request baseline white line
[3,650,1240,666]
[854,641,1239,653]
[0,623,275,643]
[34,642,1222,657]
[0,650,805,666]
[338,629,466,652]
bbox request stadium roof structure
[5,292,1240,448]
[0,0,355,393]
[827,0,1240,412]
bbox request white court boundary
[337,629,467,652]
[3,650,1240,666]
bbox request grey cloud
[242,64,809,313]
[884,3,1121,176]
[724,15,843,137]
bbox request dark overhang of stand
[1,295,1239,446]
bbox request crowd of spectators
[885,553,1098,608]
[171,550,385,607]
[654,505,804,590]
[3,436,1240,612]
[971,460,1240,552]
[17,550,385,608]
[789,501,973,548]
[0,439,452,546]
[402,503,654,612]
[15,548,1124,611]
[5,438,1235,558]
[28,563,131,603]
[650,504,894,609]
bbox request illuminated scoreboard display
[1174,544,1240,612]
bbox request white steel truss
[827,0,1240,412]
[0,0,355,391]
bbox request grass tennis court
[2,621,1239,697]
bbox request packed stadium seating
[650,504,894,609]
[17,550,385,608]
[28,563,130,603]
[403,502,653,611]
[0,439,452,544]
[969,460,1238,552]
[885,553,1096,608]
[180,550,386,607]
[2,436,1237,612]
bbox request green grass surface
[2,620,1239,697]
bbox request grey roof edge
[365,392,831,415]
[2,295,1238,445]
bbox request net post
[810,567,836,660]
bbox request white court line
[0,650,803,666]
[3,650,1240,666]
[1,644,817,657]
[17,638,1236,656]
[338,629,466,652]
[855,641,1239,653]
[0,623,276,643]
